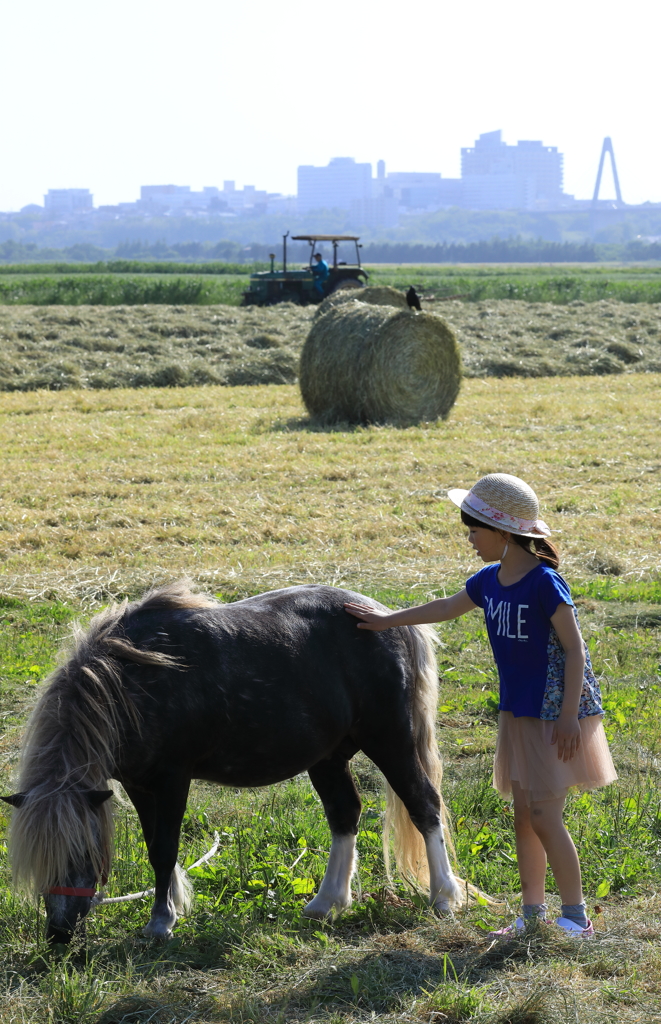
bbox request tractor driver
[311,252,330,296]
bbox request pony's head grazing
[4,580,210,941]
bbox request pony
[2,582,462,943]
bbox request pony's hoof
[302,896,349,921]
[302,903,333,921]
[431,899,455,917]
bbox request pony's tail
[171,863,193,916]
[383,623,455,890]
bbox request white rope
[97,887,154,906]
[186,831,221,872]
[95,831,221,905]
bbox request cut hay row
[0,550,658,612]
[438,298,661,378]
[0,297,659,393]
[0,552,484,609]
[300,300,461,425]
[0,302,312,391]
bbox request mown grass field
[0,298,660,391]
[1,375,661,1022]
[0,374,660,586]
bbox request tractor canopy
[241,231,367,306]
[292,236,362,269]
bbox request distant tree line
[1,236,660,266]
[621,239,661,261]
[114,239,250,261]
[0,239,253,265]
[360,238,598,263]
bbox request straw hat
[448,473,551,538]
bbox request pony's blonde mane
[8,581,217,893]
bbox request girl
[345,472,616,937]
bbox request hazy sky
[2,0,658,211]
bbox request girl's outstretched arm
[550,602,585,762]
[344,589,477,631]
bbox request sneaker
[488,915,555,939]
[555,916,595,938]
[488,916,526,938]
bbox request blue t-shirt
[465,562,603,720]
[312,259,330,281]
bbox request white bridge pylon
[592,136,624,207]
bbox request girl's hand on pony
[551,714,582,762]
[344,603,395,630]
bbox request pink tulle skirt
[493,711,617,805]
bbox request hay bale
[316,286,409,317]
[299,300,461,425]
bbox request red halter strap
[48,872,107,898]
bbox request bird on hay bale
[406,286,422,311]
[299,299,462,427]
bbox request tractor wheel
[263,291,298,306]
[331,278,363,294]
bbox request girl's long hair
[460,510,560,569]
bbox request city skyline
[4,127,652,215]
[5,131,638,219]
[1,0,659,213]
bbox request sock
[522,903,547,921]
[560,902,589,928]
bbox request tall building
[44,189,93,215]
[460,130,564,209]
[384,171,462,210]
[297,157,373,213]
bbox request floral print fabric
[539,610,603,720]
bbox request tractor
[241,233,368,306]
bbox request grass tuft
[492,987,557,1024]
[41,962,106,1024]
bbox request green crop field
[0,376,661,1022]
[373,264,661,304]
[0,273,248,307]
[0,263,661,307]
